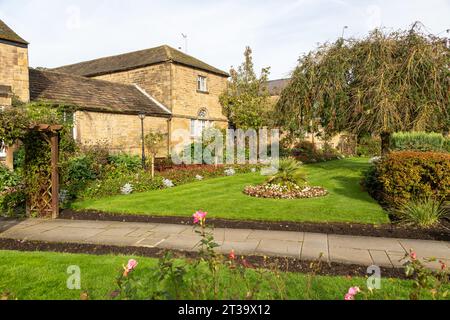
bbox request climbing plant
[0,102,77,217]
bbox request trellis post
[50,132,59,219]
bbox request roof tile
[52,45,229,77]
[29,68,171,116]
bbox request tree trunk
[380,131,391,156]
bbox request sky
[0,0,449,80]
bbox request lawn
[72,158,389,224]
[0,250,435,300]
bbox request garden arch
[25,124,62,219]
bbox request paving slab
[151,224,190,234]
[156,235,202,251]
[223,229,253,241]
[369,250,393,267]
[398,239,450,260]
[248,230,303,242]
[135,237,167,248]
[85,235,141,246]
[217,240,261,255]
[255,240,301,258]
[97,227,139,237]
[329,247,374,266]
[328,234,405,252]
[37,227,103,242]
[301,233,329,261]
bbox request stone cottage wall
[74,111,170,157]
[0,41,29,102]
[93,63,172,110]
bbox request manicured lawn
[72,158,389,224]
[0,250,435,300]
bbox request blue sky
[1,0,449,79]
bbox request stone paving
[1,218,449,270]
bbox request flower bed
[244,183,328,199]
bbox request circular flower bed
[243,183,328,199]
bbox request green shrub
[266,158,307,187]
[290,141,342,163]
[391,132,446,152]
[365,151,450,207]
[0,165,21,190]
[60,155,98,198]
[108,154,141,172]
[0,165,25,216]
[357,136,381,157]
[394,198,447,228]
[79,170,163,199]
[445,138,450,153]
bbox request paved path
[1,218,449,270]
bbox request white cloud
[0,0,449,79]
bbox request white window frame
[197,76,208,92]
[190,119,212,138]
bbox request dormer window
[197,76,208,93]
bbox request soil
[0,238,407,279]
[61,209,450,241]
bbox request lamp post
[138,112,146,170]
[341,26,348,39]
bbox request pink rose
[229,250,236,260]
[410,252,417,261]
[123,259,138,277]
[348,287,360,296]
[193,211,207,225]
[344,293,355,301]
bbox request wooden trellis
[26,124,62,219]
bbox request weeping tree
[276,23,450,154]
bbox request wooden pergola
[26,124,62,219]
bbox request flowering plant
[120,183,133,195]
[224,168,236,176]
[162,178,174,188]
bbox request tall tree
[220,47,271,130]
[276,23,450,154]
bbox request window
[197,76,208,92]
[191,119,212,137]
[191,109,211,137]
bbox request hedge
[365,151,450,207]
[391,132,446,152]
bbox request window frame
[197,75,208,93]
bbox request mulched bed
[61,209,450,241]
[0,238,407,279]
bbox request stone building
[52,45,230,151]
[0,19,29,168]
[0,19,230,168]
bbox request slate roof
[266,78,291,96]
[29,68,171,116]
[52,45,229,77]
[0,19,28,45]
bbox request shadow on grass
[330,175,377,204]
